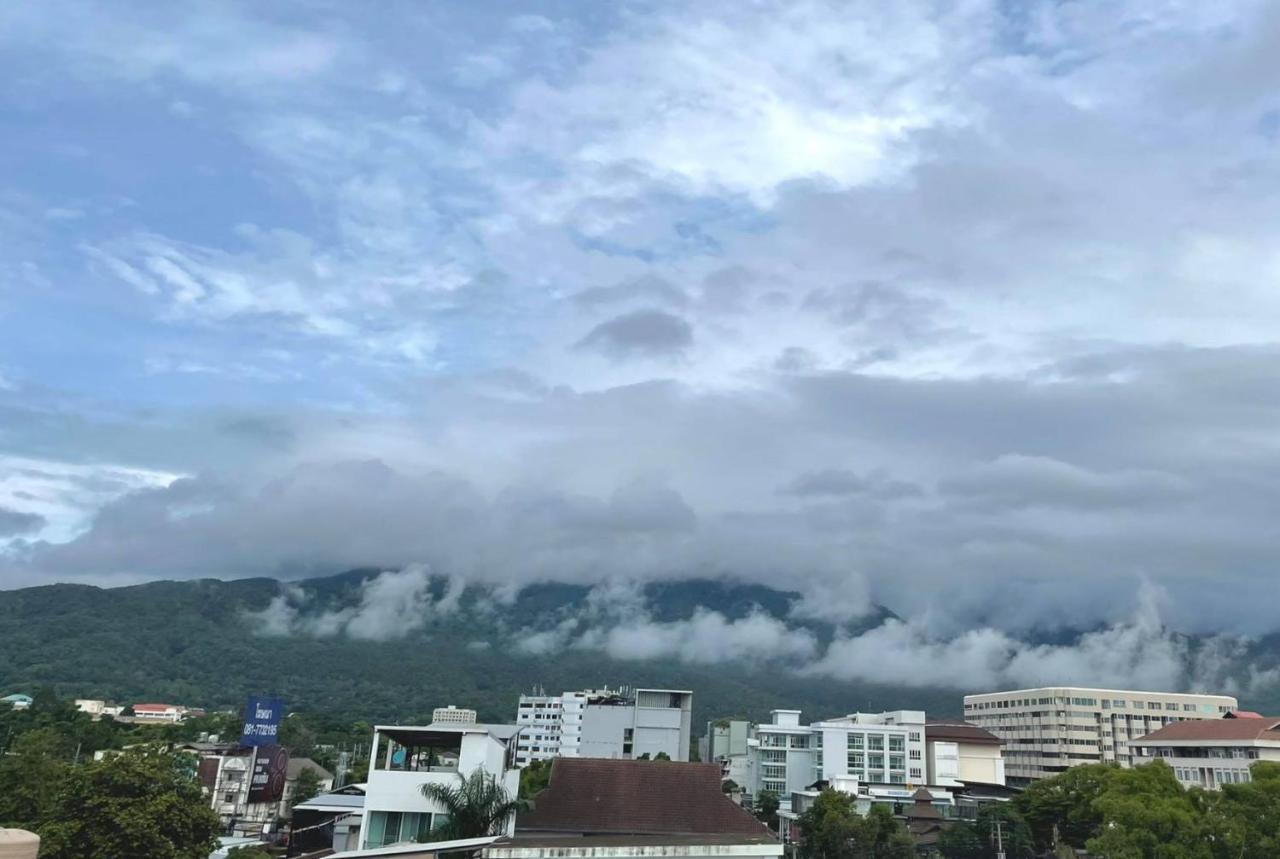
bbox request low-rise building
[131,702,189,722]
[924,722,1005,787]
[1132,713,1280,789]
[1,693,32,711]
[511,757,780,859]
[514,687,693,766]
[361,712,521,850]
[187,742,334,838]
[74,699,124,720]
[963,687,1238,783]
[292,782,366,854]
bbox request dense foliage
[992,759,1280,859]
[0,571,956,728]
[0,713,220,859]
[794,789,914,859]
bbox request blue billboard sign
[240,696,284,747]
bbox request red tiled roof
[132,703,179,711]
[516,759,776,838]
[1224,710,1264,719]
[924,723,1001,745]
[1134,718,1280,744]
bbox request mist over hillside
[3,568,1275,726]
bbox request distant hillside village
[3,680,1275,858]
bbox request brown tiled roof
[924,723,1002,745]
[516,759,777,838]
[1225,710,1264,719]
[1134,718,1280,744]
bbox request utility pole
[994,818,1006,859]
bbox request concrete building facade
[923,723,1005,787]
[964,686,1238,783]
[514,687,693,766]
[748,710,927,811]
[362,718,520,850]
[1132,714,1280,790]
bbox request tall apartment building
[514,687,693,767]
[964,686,1238,784]
[749,710,927,811]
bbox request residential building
[361,715,521,850]
[74,699,124,720]
[1,693,32,710]
[924,722,1005,787]
[131,702,189,722]
[514,687,693,766]
[748,710,927,811]
[1132,713,1280,789]
[509,757,780,859]
[292,782,366,854]
[964,686,1238,783]
[187,742,334,838]
[702,719,755,789]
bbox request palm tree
[419,768,529,842]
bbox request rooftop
[1134,717,1280,744]
[516,759,776,838]
[963,687,1237,699]
[924,723,1002,745]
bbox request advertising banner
[240,696,284,747]
[247,743,290,803]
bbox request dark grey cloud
[573,275,689,311]
[574,309,693,361]
[0,507,45,537]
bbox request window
[909,749,922,760]
[867,754,884,771]
[868,735,884,751]
[848,734,865,751]
[889,773,906,784]
[848,752,865,770]
[888,736,904,752]
[224,792,236,803]
[889,754,905,771]
[908,732,920,741]
[909,768,922,779]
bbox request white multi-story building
[748,710,927,811]
[362,712,520,850]
[964,687,1238,784]
[432,705,478,725]
[1132,714,1280,790]
[514,687,693,766]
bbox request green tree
[654,751,672,761]
[722,779,740,795]
[1014,763,1116,851]
[35,747,220,859]
[754,789,780,831]
[858,804,914,859]
[0,729,70,827]
[519,758,552,800]
[419,768,528,840]
[1085,760,1217,859]
[1211,760,1280,858]
[937,821,984,859]
[224,847,272,859]
[291,766,324,810]
[795,790,912,859]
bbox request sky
[3,0,1280,665]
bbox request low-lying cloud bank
[245,569,1280,698]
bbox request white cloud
[244,565,460,642]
